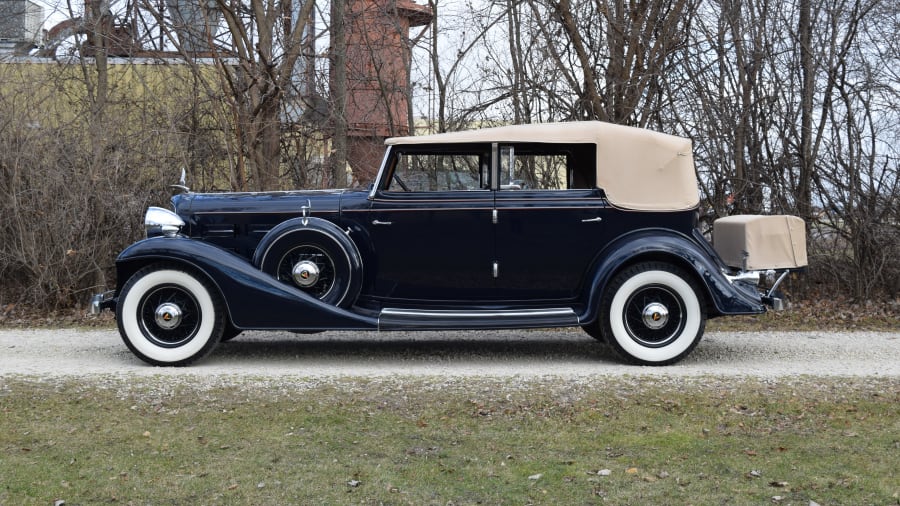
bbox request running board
[378,307,579,331]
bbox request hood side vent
[203,224,236,238]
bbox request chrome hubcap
[154,303,183,330]
[641,302,669,330]
[292,260,320,288]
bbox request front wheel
[594,262,706,366]
[116,264,225,366]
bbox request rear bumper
[727,268,798,312]
[90,290,116,315]
[761,295,784,311]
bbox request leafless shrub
[0,60,218,309]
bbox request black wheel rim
[138,285,201,348]
[277,245,336,299]
[623,284,686,348]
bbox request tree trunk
[331,0,349,186]
[798,0,814,220]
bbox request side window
[387,151,489,192]
[498,143,596,191]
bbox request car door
[492,144,612,302]
[364,146,496,303]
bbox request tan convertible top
[385,121,700,211]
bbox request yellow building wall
[0,57,228,128]
[0,57,235,187]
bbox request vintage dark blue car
[92,121,807,366]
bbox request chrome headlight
[144,206,185,238]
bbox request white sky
[32,0,71,29]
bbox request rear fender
[115,237,377,330]
[580,229,765,323]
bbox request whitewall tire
[599,262,706,365]
[116,264,225,366]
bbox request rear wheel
[116,264,225,366]
[594,262,706,365]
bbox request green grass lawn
[1,376,897,505]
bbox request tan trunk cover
[714,215,807,270]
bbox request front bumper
[90,290,117,315]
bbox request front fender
[579,229,765,323]
[115,237,377,330]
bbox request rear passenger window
[498,143,596,190]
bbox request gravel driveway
[1,328,897,378]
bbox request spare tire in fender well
[252,217,363,308]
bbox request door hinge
[492,209,498,224]
[492,261,499,278]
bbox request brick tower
[343,0,432,182]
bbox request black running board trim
[377,307,579,331]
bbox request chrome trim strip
[496,189,603,193]
[192,210,340,215]
[369,147,394,199]
[724,270,761,285]
[380,308,577,319]
[350,207,493,213]
[353,206,601,212]
[370,194,492,204]
[497,199,609,211]
[495,198,607,204]
[491,143,499,190]
[190,189,345,197]
[384,190,494,193]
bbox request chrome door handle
[581,217,603,223]
[372,220,392,226]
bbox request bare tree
[519,0,692,125]
[422,0,510,131]
[330,0,349,185]
[0,60,220,308]
[218,0,316,189]
[433,0,899,298]
[140,0,315,190]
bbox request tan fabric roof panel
[385,121,700,211]
[593,123,698,211]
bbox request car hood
[173,189,348,216]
